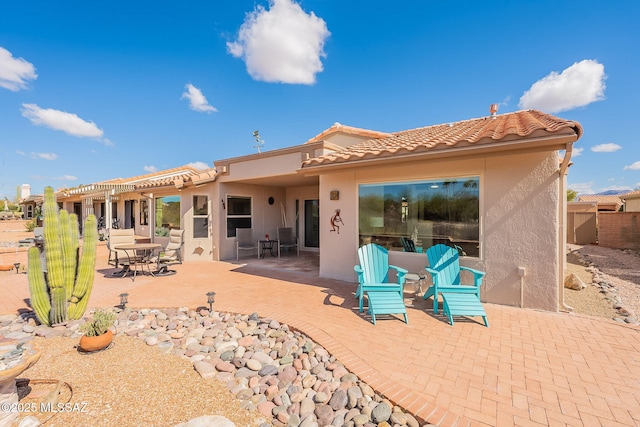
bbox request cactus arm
[28,246,51,326]
[70,213,80,278]
[42,187,67,324]
[59,209,77,302]
[68,214,98,319]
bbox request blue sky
[1,0,639,201]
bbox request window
[226,196,251,237]
[193,195,208,238]
[155,195,181,237]
[140,199,149,225]
[359,177,480,257]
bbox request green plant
[79,309,116,337]
[27,186,98,326]
[25,219,37,232]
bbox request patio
[1,243,639,426]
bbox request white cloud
[624,161,640,171]
[143,165,158,173]
[53,175,77,181]
[0,47,37,91]
[31,152,57,160]
[227,0,330,84]
[188,161,209,170]
[591,143,621,153]
[519,60,606,113]
[181,84,218,113]
[568,182,594,195]
[16,150,25,156]
[21,103,105,140]
[572,147,584,157]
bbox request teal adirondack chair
[354,243,409,325]
[423,244,488,327]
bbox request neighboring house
[55,109,582,312]
[18,195,43,220]
[621,190,640,212]
[577,194,623,212]
[56,165,205,250]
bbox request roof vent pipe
[489,104,498,118]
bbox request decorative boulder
[564,273,587,290]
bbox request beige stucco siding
[625,197,640,212]
[216,182,285,260]
[482,153,560,310]
[318,150,561,311]
[225,152,303,180]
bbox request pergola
[67,183,136,229]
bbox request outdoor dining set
[106,228,184,281]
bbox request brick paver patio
[1,243,639,426]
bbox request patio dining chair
[277,227,299,256]
[400,237,417,252]
[236,228,257,259]
[107,228,136,270]
[154,229,184,275]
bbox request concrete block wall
[598,212,640,250]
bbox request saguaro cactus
[28,186,98,326]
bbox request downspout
[558,142,573,312]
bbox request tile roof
[577,194,623,210]
[621,189,640,199]
[61,165,211,195]
[302,110,582,168]
[304,122,393,145]
[119,165,204,188]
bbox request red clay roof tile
[302,110,582,168]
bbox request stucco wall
[318,150,562,311]
[226,152,303,180]
[482,153,560,310]
[217,183,286,260]
[625,198,640,212]
[319,171,359,281]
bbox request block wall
[598,212,640,250]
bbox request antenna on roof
[489,104,498,119]
[252,130,264,153]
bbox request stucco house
[621,190,640,212]
[577,194,623,212]
[55,109,582,312]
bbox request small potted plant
[79,308,116,352]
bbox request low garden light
[206,291,216,311]
[119,293,129,309]
[14,262,20,274]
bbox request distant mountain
[596,190,631,196]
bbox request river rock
[371,402,391,423]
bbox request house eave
[298,133,579,175]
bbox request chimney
[21,184,31,199]
[489,104,498,118]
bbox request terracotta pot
[79,330,113,352]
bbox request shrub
[79,309,116,337]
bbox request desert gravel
[17,336,266,427]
